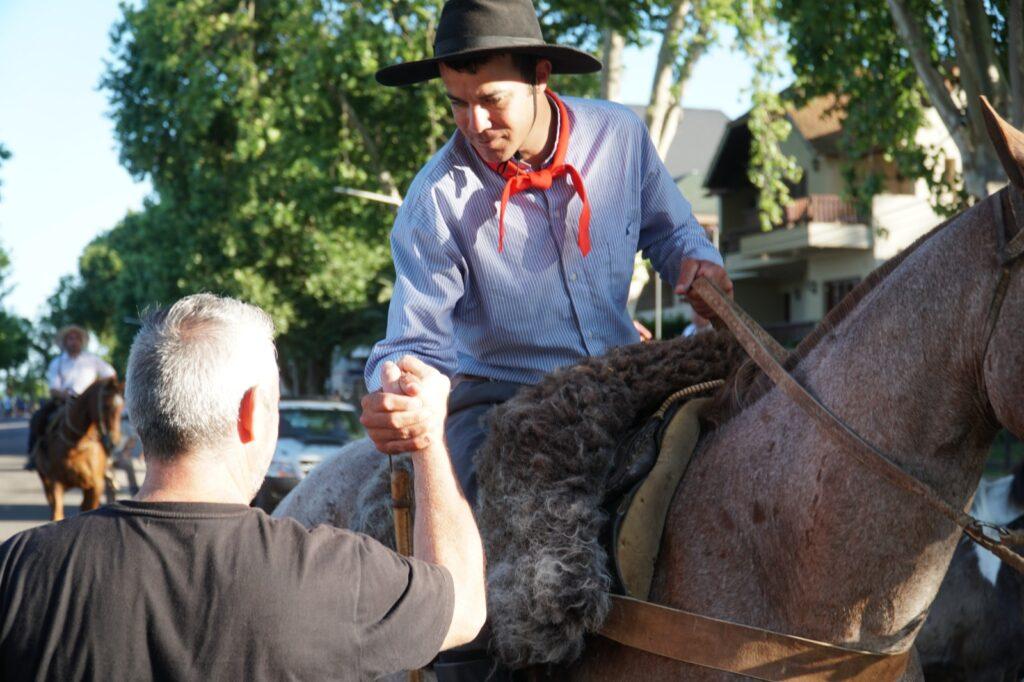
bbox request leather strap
[599,595,911,681]
[690,277,1024,573]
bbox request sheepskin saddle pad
[346,332,745,669]
[475,332,745,668]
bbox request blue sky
[0,1,757,320]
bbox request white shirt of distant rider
[46,352,115,397]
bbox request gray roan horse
[279,102,1024,681]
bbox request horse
[34,377,125,521]
[277,100,1024,681]
[916,465,1024,680]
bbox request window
[825,278,860,312]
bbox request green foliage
[775,0,1015,213]
[0,147,33,379]
[47,0,620,391]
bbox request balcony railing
[722,194,865,254]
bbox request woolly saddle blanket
[352,332,744,668]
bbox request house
[703,95,961,344]
[629,107,729,328]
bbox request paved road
[0,419,143,543]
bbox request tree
[0,145,31,378]
[777,0,1024,209]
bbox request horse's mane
[705,206,966,427]
[67,376,119,424]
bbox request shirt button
[570,273,578,282]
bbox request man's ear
[237,387,257,444]
[535,58,552,90]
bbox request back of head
[126,293,276,461]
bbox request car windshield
[278,407,362,444]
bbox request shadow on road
[0,503,79,522]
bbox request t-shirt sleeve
[353,533,455,676]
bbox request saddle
[604,388,715,599]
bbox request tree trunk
[600,30,625,102]
[1010,0,1024,128]
[646,0,691,154]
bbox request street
[0,419,142,542]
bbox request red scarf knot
[486,91,591,257]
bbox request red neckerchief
[484,91,591,256]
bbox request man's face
[439,55,544,165]
[64,331,83,355]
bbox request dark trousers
[435,377,523,682]
[27,399,59,455]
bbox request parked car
[252,399,363,512]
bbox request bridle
[692,184,1024,574]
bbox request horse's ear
[980,96,1024,190]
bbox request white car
[253,399,363,512]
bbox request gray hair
[126,293,277,461]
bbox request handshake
[360,356,451,456]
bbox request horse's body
[570,108,1024,680]
[278,104,1024,680]
[34,378,124,521]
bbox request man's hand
[674,259,733,321]
[360,357,450,455]
[632,319,653,342]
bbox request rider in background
[26,324,115,469]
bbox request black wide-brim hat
[376,0,602,87]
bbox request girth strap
[690,277,1024,573]
[599,595,912,681]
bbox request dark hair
[441,52,540,84]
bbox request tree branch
[1010,0,1024,127]
[657,35,709,159]
[945,0,992,128]
[600,29,625,102]
[964,0,1007,103]
[330,86,401,199]
[886,0,965,145]
[646,0,691,151]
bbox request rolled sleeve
[365,197,466,393]
[634,121,722,286]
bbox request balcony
[724,194,871,279]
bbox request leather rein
[692,186,1024,571]
[597,187,1024,680]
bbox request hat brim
[376,44,601,87]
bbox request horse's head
[980,98,1024,439]
[96,377,125,453]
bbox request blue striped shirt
[365,96,722,391]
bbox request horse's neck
[661,208,1001,652]
[67,384,98,434]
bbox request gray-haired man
[0,293,485,681]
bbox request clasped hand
[360,356,450,456]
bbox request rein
[692,187,1024,572]
[597,187,1024,680]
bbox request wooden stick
[391,465,422,682]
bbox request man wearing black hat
[361,2,731,675]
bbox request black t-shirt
[0,501,453,681]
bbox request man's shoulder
[562,95,645,134]
[406,133,474,200]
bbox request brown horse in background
[33,377,124,521]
